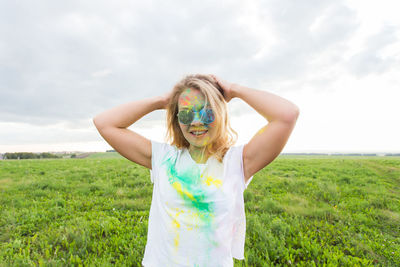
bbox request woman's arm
[93,96,167,128]
[231,84,300,182]
[232,84,299,123]
[93,95,168,169]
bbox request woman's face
[177,88,217,148]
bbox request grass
[0,156,399,266]
[86,152,122,159]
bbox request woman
[93,74,299,266]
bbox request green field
[0,156,399,266]
[85,152,123,159]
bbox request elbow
[92,117,100,130]
[283,106,300,122]
[293,106,300,119]
[92,116,99,126]
[93,116,105,130]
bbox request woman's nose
[191,112,203,125]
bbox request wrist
[230,83,245,99]
[153,95,168,110]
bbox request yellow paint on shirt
[173,208,184,247]
[172,181,196,201]
[172,215,181,229]
[166,206,186,249]
[173,208,184,229]
[202,175,222,188]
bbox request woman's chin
[190,138,211,147]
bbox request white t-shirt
[142,140,254,267]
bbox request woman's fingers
[211,74,220,81]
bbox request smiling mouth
[190,130,208,137]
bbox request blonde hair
[165,74,238,163]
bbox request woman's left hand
[209,74,236,103]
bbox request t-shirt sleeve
[228,144,254,260]
[235,144,254,191]
[150,140,171,184]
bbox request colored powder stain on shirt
[171,181,196,201]
[173,208,185,228]
[165,205,185,251]
[143,142,252,266]
[201,174,223,188]
[174,234,179,248]
[163,156,213,215]
[162,153,218,254]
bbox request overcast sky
[1,0,399,154]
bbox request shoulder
[223,144,244,165]
[150,140,179,174]
[225,144,254,188]
[151,140,180,160]
[151,140,176,151]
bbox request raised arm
[232,84,299,183]
[93,95,168,169]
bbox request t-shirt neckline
[184,148,211,166]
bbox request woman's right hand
[209,74,236,103]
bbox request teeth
[191,131,207,135]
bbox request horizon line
[1,151,400,154]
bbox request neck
[188,145,210,164]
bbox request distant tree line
[3,152,61,160]
[282,153,400,156]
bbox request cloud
[238,0,359,85]
[0,0,262,126]
[347,25,400,77]
[1,0,399,152]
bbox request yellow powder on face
[201,136,210,146]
